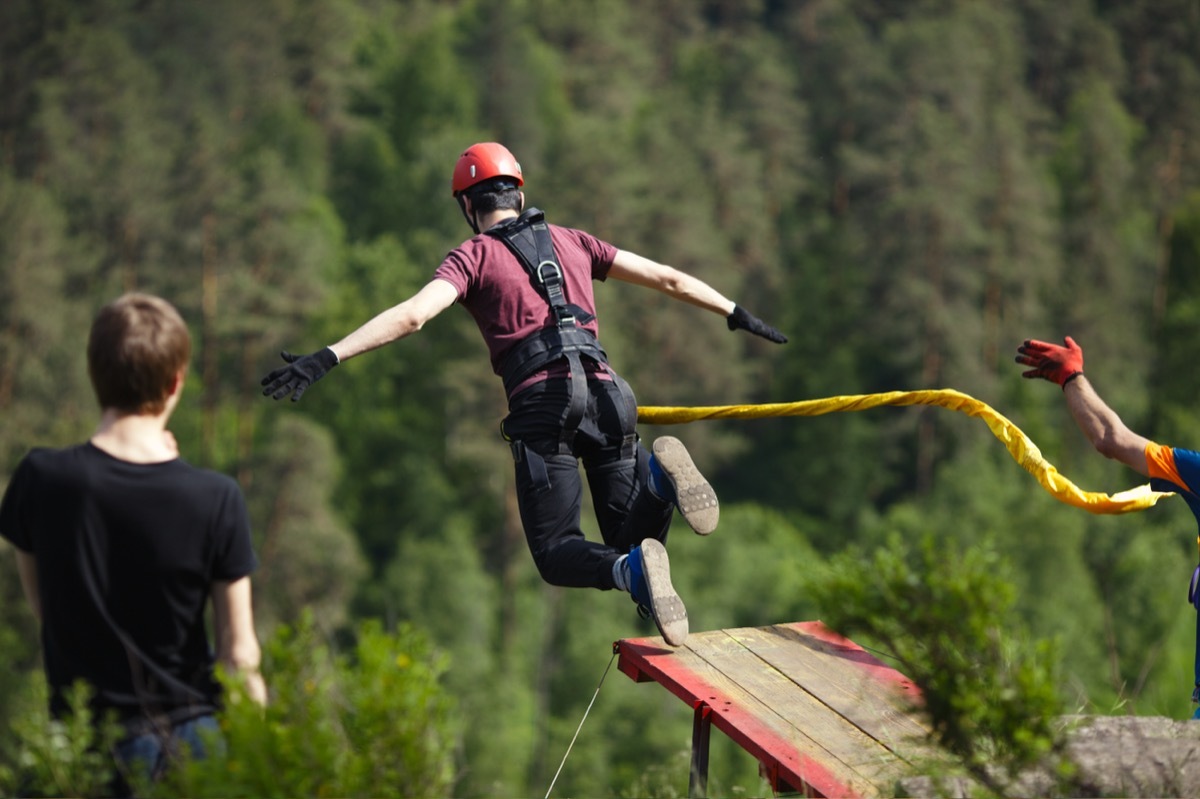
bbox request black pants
[502,375,673,590]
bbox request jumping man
[262,143,787,646]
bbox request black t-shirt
[0,443,258,726]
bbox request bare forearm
[1064,378,1111,446]
[1064,376,1151,475]
[609,250,735,316]
[217,641,267,705]
[15,551,40,622]
[661,268,737,315]
[330,304,422,361]
[212,577,268,705]
[329,278,457,362]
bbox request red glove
[1015,336,1084,388]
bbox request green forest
[3,0,1200,795]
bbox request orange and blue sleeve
[1146,442,1187,491]
[1147,443,1200,530]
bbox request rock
[895,715,1200,798]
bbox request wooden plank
[619,635,879,797]
[784,623,920,695]
[725,624,932,746]
[685,631,918,783]
[617,622,940,798]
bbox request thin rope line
[544,647,618,799]
[857,641,902,665]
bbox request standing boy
[1,293,266,790]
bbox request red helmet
[451,142,524,195]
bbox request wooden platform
[616,621,937,797]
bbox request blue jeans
[113,714,221,795]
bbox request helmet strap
[457,194,481,235]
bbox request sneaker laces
[636,603,652,620]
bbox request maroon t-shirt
[434,222,618,389]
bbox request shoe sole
[652,436,719,535]
[639,539,688,646]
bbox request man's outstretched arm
[1016,336,1151,476]
[327,278,459,362]
[608,250,787,343]
[1062,376,1152,477]
[262,278,459,402]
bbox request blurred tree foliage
[2,0,1200,795]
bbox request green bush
[162,612,460,797]
[0,680,122,798]
[806,533,1073,795]
[1,614,460,798]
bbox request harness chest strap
[487,209,637,458]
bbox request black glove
[261,347,338,402]
[727,305,788,343]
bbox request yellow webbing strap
[638,388,1171,515]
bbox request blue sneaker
[627,539,688,646]
[650,437,719,535]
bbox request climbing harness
[490,208,638,479]
[638,389,1170,514]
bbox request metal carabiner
[536,260,562,285]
